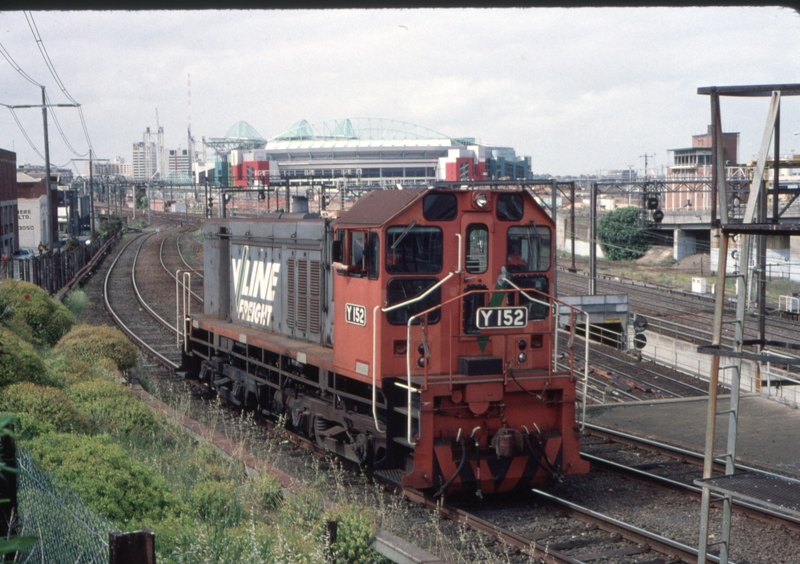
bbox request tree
[596,206,651,261]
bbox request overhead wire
[24,11,95,156]
[8,108,45,161]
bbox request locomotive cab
[331,187,589,496]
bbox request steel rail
[400,488,584,564]
[159,232,203,304]
[531,489,720,564]
[583,452,800,533]
[103,231,179,371]
[133,232,179,335]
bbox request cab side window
[386,226,443,274]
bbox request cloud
[0,7,798,175]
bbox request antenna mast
[640,152,656,180]
[188,74,194,182]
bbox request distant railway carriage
[181,185,590,496]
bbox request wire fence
[15,446,113,564]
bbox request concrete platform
[585,394,800,478]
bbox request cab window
[423,193,457,221]
[496,193,524,221]
[346,230,379,279]
[386,278,441,325]
[386,225,443,274]
[506,226,551,272]
[465,224,488,274]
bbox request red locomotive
[181,184,589,496]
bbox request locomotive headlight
[474,193,488,208]
[517,339,527,351]
[517,352,527,364]
[417,357,426,368]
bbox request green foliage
[188,480,244,528]
[3,311,35,343]
[54,324,138,372]
[66,378,158,436]
[26,433,179,527]
[251,472,284,510]
[0,280,75,346]
[43,354,96,388]
[596,206,652,261]
[100,215,124,235]
[0,329,49,389]
[329,503,388,564]
[62,288,89,317]
[0,382,89,439]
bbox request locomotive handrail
[503,275,593,428]
[177,268,203,353]
[369,234,462,434]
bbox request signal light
[652,209,664,223]
[646,196,659,210]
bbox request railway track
[96,229,800,563]
[557,266,800,353]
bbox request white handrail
[367,232,462,437]
[370,271,456,434]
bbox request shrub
[66,378,157,436]
[26,433,179,527]
[0,382,89,438]
[596,206,652,261]
[188,479,244,528]
[328,503,386,564]
[3,311,35,343]
[0,280,74,346]
[44,354,96,388]
[251,472,284,510]
[54,324,138,372]
[62,288,89,317]
[0,329,49,388]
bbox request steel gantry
[695,83,800,563]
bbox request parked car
[11,249,33,260]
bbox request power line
[7,107,45,161]
[24,11,94,154]
[0,41,42,87]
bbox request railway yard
[61,215,800,564]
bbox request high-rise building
[132,139,158,181]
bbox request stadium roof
[270,118,457,143]
[225,120,265,141]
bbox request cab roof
[336,188,425,226]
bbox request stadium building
[202,118,531,188]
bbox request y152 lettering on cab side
[345,303,367,326]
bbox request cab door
[460,214,490,336]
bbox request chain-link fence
[15,446,113,564]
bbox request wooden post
[0,429,18,550]
[108,529,155,564]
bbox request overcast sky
[1,7,799,177]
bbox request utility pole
[640,153,656,180]
[41,86,54,245]
[1,89,80,248]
